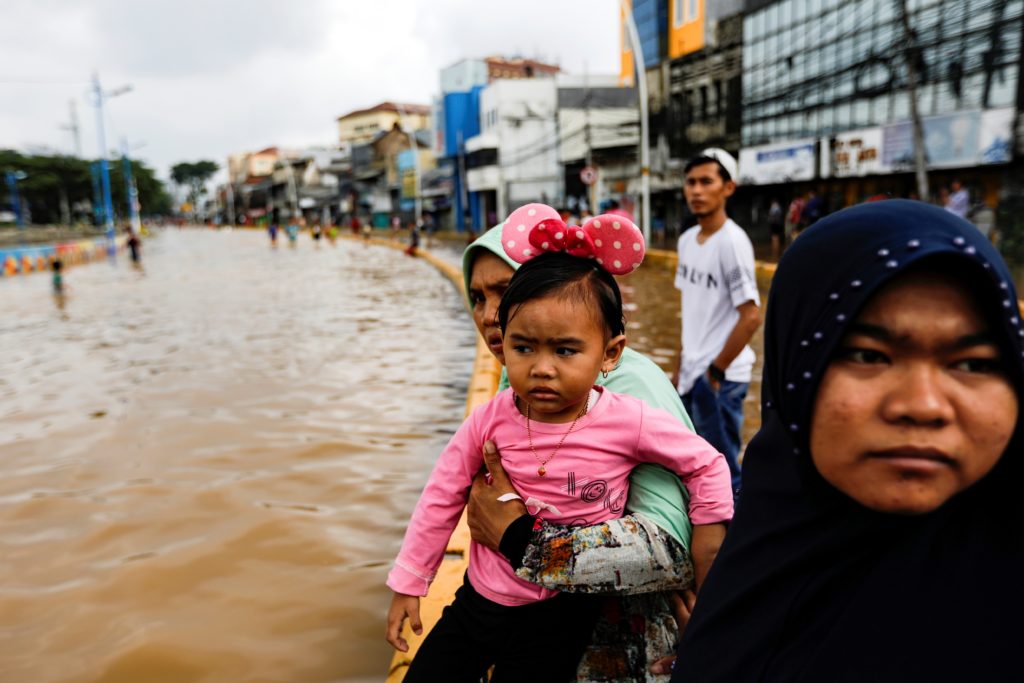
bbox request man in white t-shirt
[673,149,762,496]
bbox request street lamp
[88,72,132,249]
[620,0,651,244]
[4,170,27,228]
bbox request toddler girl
[386,204,733,682]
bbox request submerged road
[0,229,475,683]
[1,228,765,683]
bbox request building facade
[336,102,431,146]
[738,0,1022,233]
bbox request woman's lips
[486,332,503,353]
[869,447,956,472]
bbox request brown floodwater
[0,229,476,683]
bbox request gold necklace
[523,395,589,476]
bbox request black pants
[403,574,603,683]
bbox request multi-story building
[620,0,746,238]
[738,0,1021,229]
[466,78,561,226]
[336,102,431,146]
[557,74,640,216]
[438,56,561,231]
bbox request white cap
[700,148,738,185]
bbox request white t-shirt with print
[674,219,760,395]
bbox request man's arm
[709,300,761,384]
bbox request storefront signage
[738,139,817,185]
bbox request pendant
[538,466,546,477]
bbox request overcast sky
[0,0,620,185]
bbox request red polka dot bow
[500,203,645,275]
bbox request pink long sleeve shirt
[387,387,733,607]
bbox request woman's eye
[952,357,1002,374]
[840,348,888,364]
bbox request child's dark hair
[498,252,625,338]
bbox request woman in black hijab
[671,199,1024,682]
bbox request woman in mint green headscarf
[461,223,719,681]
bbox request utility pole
[59,99,82,157]
[89,73,132,250]
[120,138,142,235]
[584,64,596,215]
[621,0,650,243]
[898,0,929,200]
[226,180,236,227]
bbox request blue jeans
[682,375,747,495]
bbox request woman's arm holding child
[469,441,694,595]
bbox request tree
[170,160,218,215]
[0,149,171,225]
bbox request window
[674,0,684,28]
[686,0,699,23]
[988,66,1018,108]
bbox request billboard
[738,139,817,185]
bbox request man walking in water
[673,149,761,497]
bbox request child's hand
[691,522,727,591]
[386,592,423,652]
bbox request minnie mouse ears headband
[500,203,645,276]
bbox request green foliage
[170,160,218,211]
[0,149,171,224]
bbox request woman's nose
[881,363,954,427]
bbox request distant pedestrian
[785,195,805,240]
[312,223,322,241]
[801,190,823,228]
[126,229,141,263]
[286,219,299,245]
[404,222,420,256]
[268,223,279,245]
[945,179,969,219]
[51,258,64,293]
[767,199,784,261]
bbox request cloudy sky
[0,0,619,185]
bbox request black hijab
[672,200,1024,682]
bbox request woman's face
[468,252,514,362]
[810,269,1018,514]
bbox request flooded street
[2,230,766,683]
[0,229,475,683]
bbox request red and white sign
[580,166,597,185]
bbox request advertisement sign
[828,128,886,178]
[979,107,1014,164]
[884,111,982,170]
[738,139,817,185]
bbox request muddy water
[0,230,475,683]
